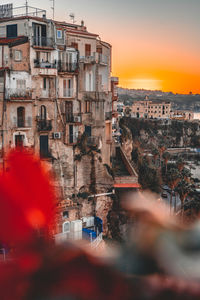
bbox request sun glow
[119,78,162,90]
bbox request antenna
[50,0,55,20]
[69,13,76,24]
[25,0,28,16]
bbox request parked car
[161,192,168,198]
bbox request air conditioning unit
[62,221,70,233]
[53,132,61,139]
[73,116,81,123]
[70,220,82,232]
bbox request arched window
[17,106,25,127]
[40,105,47,120]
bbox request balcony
[79,54,96,64]
[65,113,82,123]
[13,118,32,129]
[32,37,54,48]
[40,89,55,99]
[79,53,108,65]
[33,60,57,76]
[58,61,78,73]
[86,136,100,147]
[97,53,108,65]
[37,119,52,131]
[63,88,75,98]
[5,88,32,100]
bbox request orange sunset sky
[4,0,200,94]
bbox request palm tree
[162,152,170,174]
[166,168,181,213]
[158,143,166,167]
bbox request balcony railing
[79,53,108,65]
[66,113,82,123]
[98,53,108,65]
[13,118,32,128]
[86,136,100,147]
[41,90,56,99]
[5,88,32,100]
[34,60,57,69]
[79,54,96,64]
[37,119,52,131]
[63,88,75,98]
[32,37,54,48]
[58,61,78,73]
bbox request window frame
[57,30,63,39]
[14,50,22,61]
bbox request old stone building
[0,6,115,236]
[131,98,171,119]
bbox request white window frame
[57,30,62,39]
[14,50,22,61]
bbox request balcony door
[40,135,49,158]
[65,101,73,122]
[33,23,47,46]
[17,107,25,128]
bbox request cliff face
[120,118,200,149]
[52,142,114,235]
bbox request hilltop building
[131,98,171,119]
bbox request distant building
[131,98,171,119]
[172,110,200,121]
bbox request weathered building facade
[131,98,171,119]
[0,7,115,235]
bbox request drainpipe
[1,69,6,172]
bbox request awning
[113,183,141,188]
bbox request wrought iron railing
[32,36,54,47]
[37,119,52,131]
[57,60,78,72]
[5,88,32,100]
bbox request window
[85,101,91,113]
[57,30,62,39]
[62,211,69,218]
[14,50,22,61]
[71,42,78,50]
[85,44,91,56]
[16,79,26,90]
[7,24,17,38]
[63,79,73,97]
[65,101,73,123]
[43,78,47,90]
[96,46,102,54]
[40,105,47,120]
[17,107,25,128]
